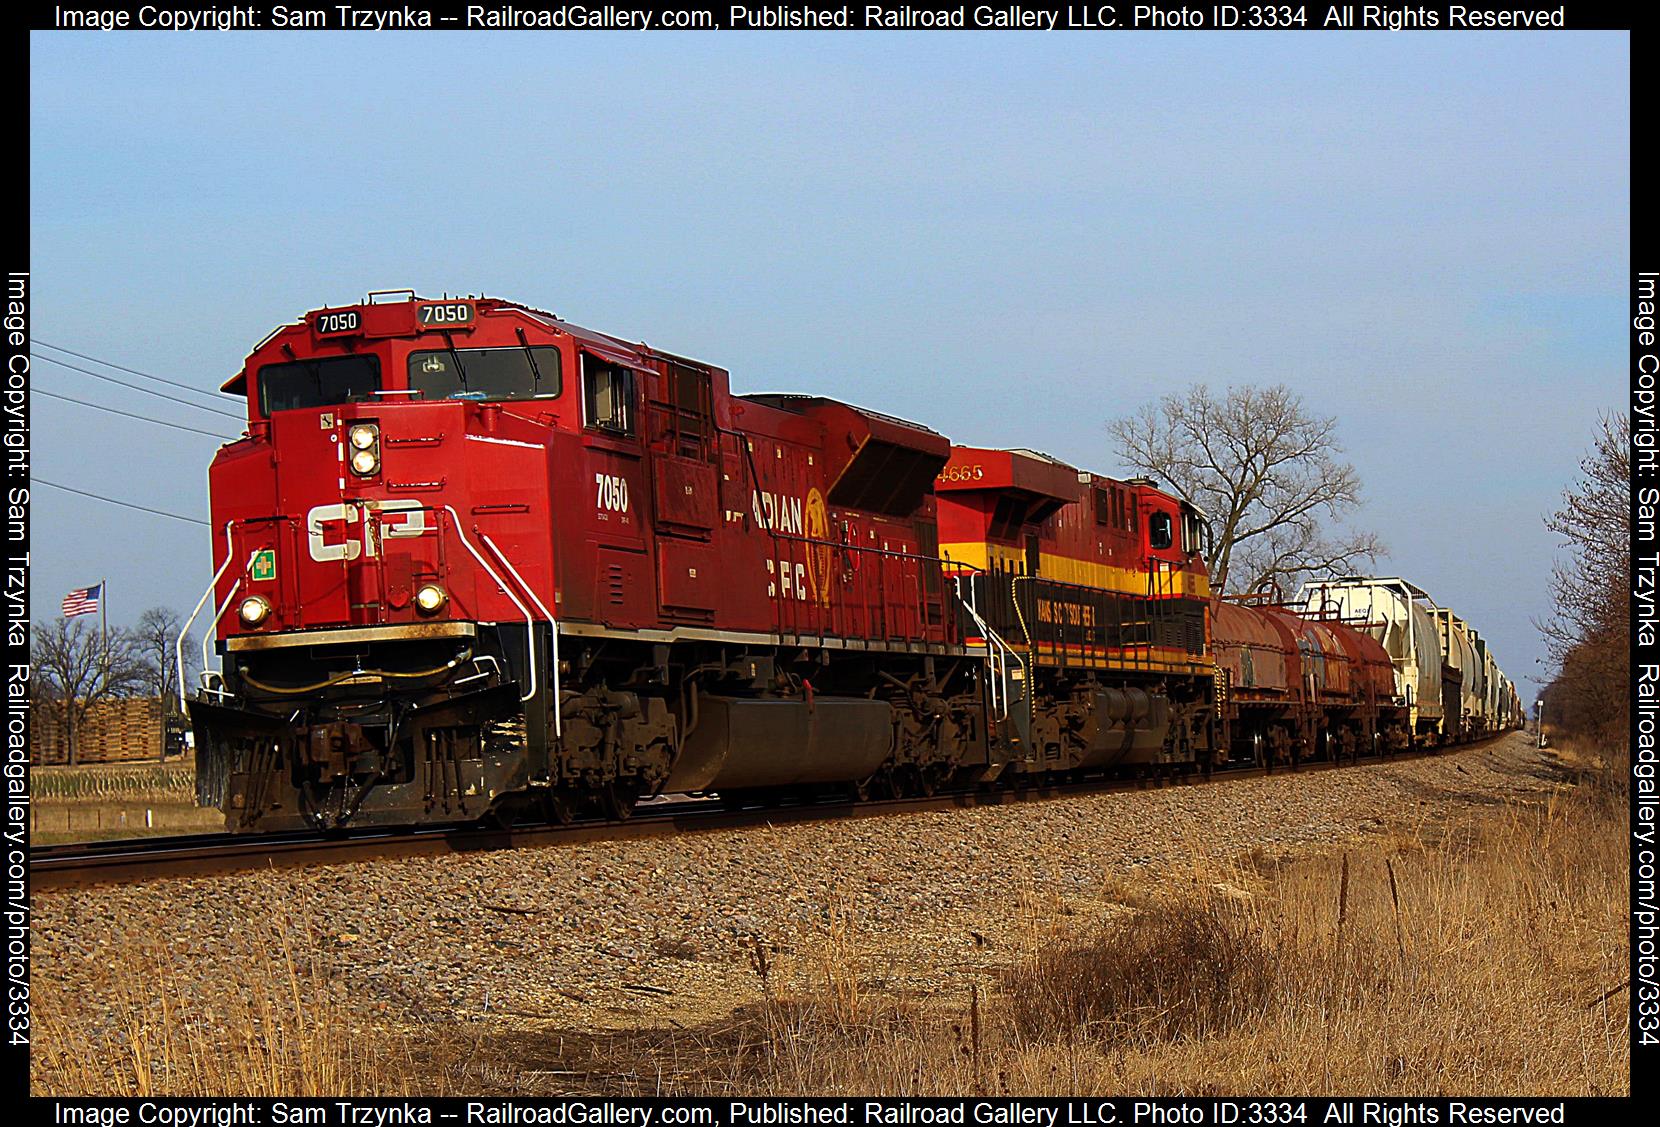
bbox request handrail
[441,506,538,703]
[763,530,964,647]
[176,522,239,715]
[178,511,542,713]
[953,574,1020,723]
[200,556,260,685]
[366,287,418,304]
[481,533,562,738]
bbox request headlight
[237,596,272,627]
[414,584,448,614]
[347,422,380,476]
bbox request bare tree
[1542,412,1629,661]
[1538,412,1629,752]
[1109,383,1382,594]
[32,616,149,765]
[135,606,196,708]
[135,606,198,760]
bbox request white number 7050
[595,473,629,513]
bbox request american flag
[61,583,102,618]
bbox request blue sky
[29,31,1629,700]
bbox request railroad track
[29,736,1506,890]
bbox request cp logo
[307,500,428,562]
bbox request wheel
[541,790,576,825]
[914,767,937,798]
[599,780,641,821]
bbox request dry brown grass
[1004,898,1274,1046]
[31,913,465,1096]
[552,764,1630,1096]
[34,753,1630,1097]
[31,761,221,843]
[30,801,224,843]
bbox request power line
[35,340,232,406]
[33,388,238,440]
[33,353,244,420]
[33,477,210,527]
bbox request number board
[314,309,361,335]
[417,301,475,329]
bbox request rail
[198,568,252,691]
[994,568,1204,672]
[31,733,1514,890]
[761,531,960,650]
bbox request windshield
[408,346,563,401]
[257,355,381,416]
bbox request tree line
[1538,412,1629,752]
[32,608,197,765]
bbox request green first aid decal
[251,549,277,582]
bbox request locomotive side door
[645,363,721,621]
[580,352,652,626]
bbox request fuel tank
[1072,688,1171,768]
[665,695,894,793]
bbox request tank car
[1298,578,1524,744]
[1209,596,1408,767]
[1433,609,1484,740]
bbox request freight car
[1210,595,1409,769]
[182,293,1519,833]
[1297,578,1522,743]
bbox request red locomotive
[184,293,1493,832]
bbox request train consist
[184,294,1523,832]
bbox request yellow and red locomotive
[185,293,1490,832]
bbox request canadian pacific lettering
[752,490,804,535]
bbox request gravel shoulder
[32,733,1565,1060]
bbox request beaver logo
[803,487,833,605]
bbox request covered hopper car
[1298,578,1522,742]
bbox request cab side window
[1149,510,1174,551]
[1182,510,1206,556]
[583,355,635,435]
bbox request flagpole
[99,578,108,671]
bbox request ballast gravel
[33,734,1561,1043]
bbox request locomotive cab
[192,295,629,828]
[188,293,969,832]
